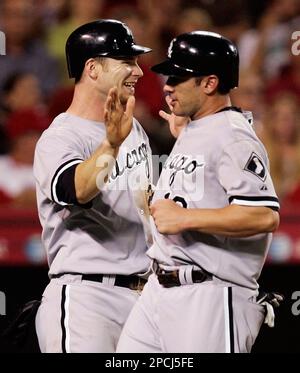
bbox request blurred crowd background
[0,0,299,266]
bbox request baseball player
[33,20,153,353]
[117,31,280,353]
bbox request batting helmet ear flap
[66,19,152,79]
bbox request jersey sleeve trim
[51,159,83,205]
[229,195,280,211]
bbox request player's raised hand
[159,95,190,138]
[150,199,187,234]
[104,87,135,148]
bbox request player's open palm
[104,87,135,148]
[159,95,190,138]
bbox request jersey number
[164,193,187,208]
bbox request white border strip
[223,287,230,353]
[64,284,71,353]
[52,160,83,205]
[231,199,279,208]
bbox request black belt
[51,273,147,291]
[155,267,211,288]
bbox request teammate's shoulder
[39,113,83,138]
[132,117,142,128]
[132,117,148,137]
[220,111,268,157]
[195,110,258,155]
[36,114,80,150]
[220,110,256,138]
[226,109,253,123]
[39,113,67,134]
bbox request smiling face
[98,56,143,104]
[163,76,203,118]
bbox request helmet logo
[168,39,175,58]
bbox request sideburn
[195,77,203,86]
[96,57,108,72]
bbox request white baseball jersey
[147,109,279,289]
[34,112,152,276]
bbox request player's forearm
[182,205,279,237]
[75,139,119,204]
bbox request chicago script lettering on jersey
[163,153,205,187]
[110,142,150,182]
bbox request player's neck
[192,95,231,121]
[66,84,105,122]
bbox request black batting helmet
[66,19,152,79]
[151,31,239,90]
